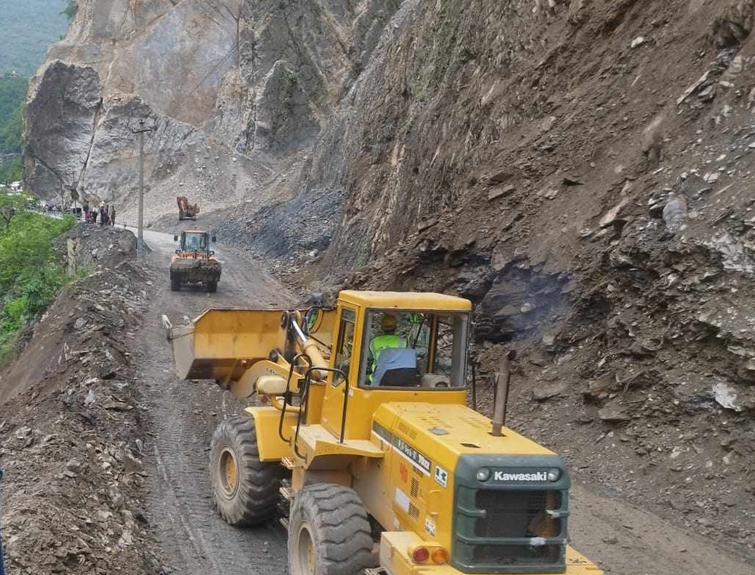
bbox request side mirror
[210,250,215,256]
[173,235,178,241]
[304,307,323,334]
[211,235,217,243]
[310,292,324,307]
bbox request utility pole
[133,119,154,257]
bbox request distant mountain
[0,0,70,77]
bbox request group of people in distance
[83,202,116,226]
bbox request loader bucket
[167,308,288,381]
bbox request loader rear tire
[210,416,284,526]
[170,276,180,292]
[288,484,376,575]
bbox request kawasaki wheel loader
[164,291,603,575]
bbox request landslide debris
[25,0,401,231]
[0,225,161,574]
[244,0,755,558]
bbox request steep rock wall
[287,0,755,551]
[25,0,399,222]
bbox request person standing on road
[100,205,106,226]
[110,205,116,226]
[92,208,98,224]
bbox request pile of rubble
[326,20,755,552]
[0,226,162,574]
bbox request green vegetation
[1,105,24,153]
[0,75,27,184]
[63,1,78,21]
[0,194,77,363]
[0,76,27,142]
[0,0,71,77]
[0,158,23,185]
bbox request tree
[0,192,31,230]
[0,105,23,154]
[0,157,22,184]
[62,0,78,21]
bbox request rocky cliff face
[304,0,755,552]
[25,0,398,220]
[26,0,755,553]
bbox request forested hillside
[0,0,70,76]
[0,75,26,183]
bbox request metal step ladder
[281,456,302,470]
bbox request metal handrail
[293,372,312,460]
[292,366,350,460]
[278,353,312,443]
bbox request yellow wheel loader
[164,291,603,575]
[170,230,221,293]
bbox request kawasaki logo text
[494,471,548,482]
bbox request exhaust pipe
[492,350,516,436]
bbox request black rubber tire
[170,276,180,291]
[207,280,218,293]
[288,484,376,575]
[210,416,284,526]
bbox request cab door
[321,306,361,438]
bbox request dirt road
[134,229,755,575]
[135,228,293,575]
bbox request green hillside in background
[0,75,27,183]
[0,0,71,77]
[0,0,72,183]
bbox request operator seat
[371,348,420,387]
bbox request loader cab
[174,230,216,256]
[319,291,472,440]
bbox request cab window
[359,310,468,389]
[332,308,356,386]
[184,233,206,251]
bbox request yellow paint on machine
[166,290,604,575]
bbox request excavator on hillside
[177,196,200,221]
[164,291,603,575]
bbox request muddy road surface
[135,228,293,575]
[133,229,755,575]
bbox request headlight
[547,469,561,482]
[476,467,491,482]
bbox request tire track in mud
[136,230,291,575]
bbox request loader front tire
[288,484,376,575]
[210,416,283,526]
[207,280,217,293]
[170,276,180,292]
